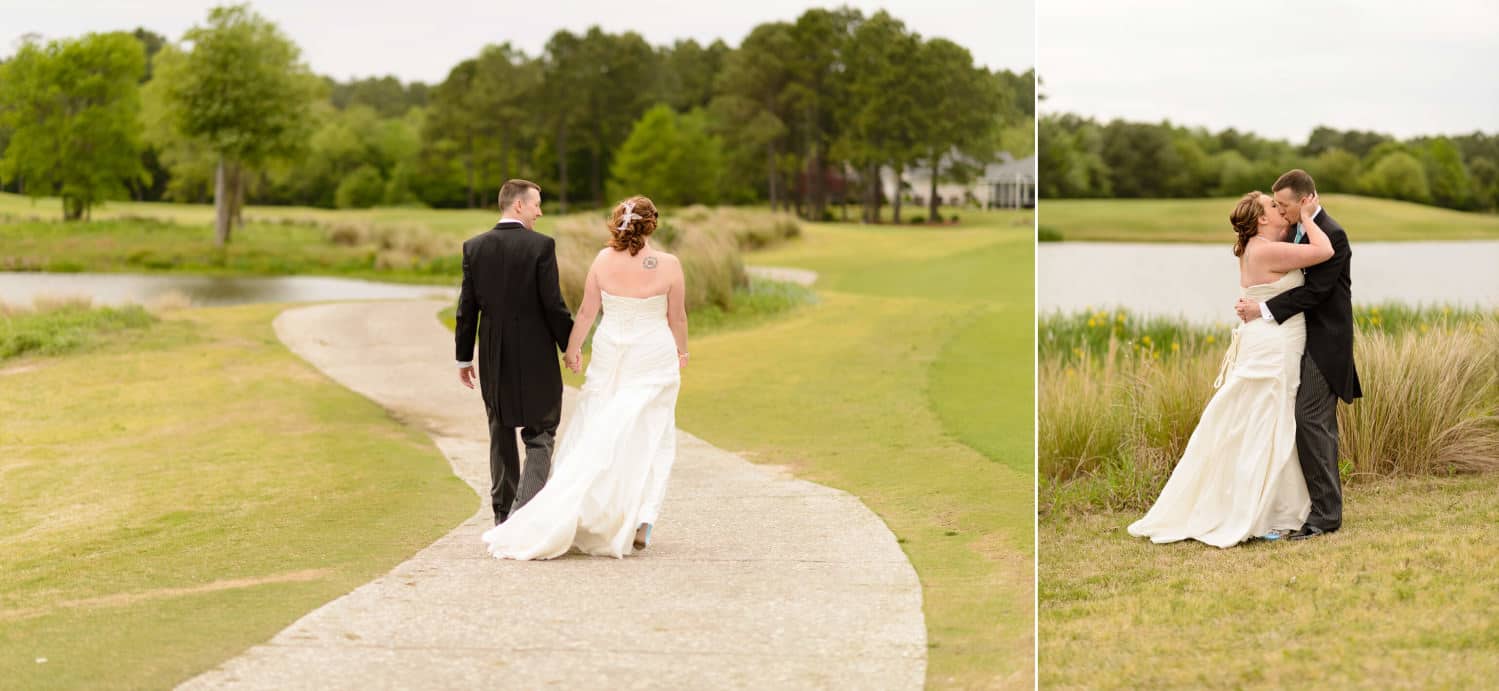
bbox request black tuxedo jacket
[1265,209,1362,403]
[455,221,575,428]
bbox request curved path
[746,265,819,287]
[180,299,924,689]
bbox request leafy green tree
[709,23,795,210]
[910,38,1000,219]
[328,75,426,117]
[1359,151,1432,204]
[609,105,724,205]
[1468,157,1499,212]
[1038,114,1108,198]
[659,39,730,112]
[1421,137,1473,209]
[150,4,319,245]
[335,164,385,208]
[839,11,920,222]
[0,32,147,220]
[1307,148,1362,194]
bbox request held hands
[1234,298,1261,323]
[564,350,582,374]
[458,365,476,389]
[1300,192,1319,222]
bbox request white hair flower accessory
[617,201,641,231]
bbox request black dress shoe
[1288,525,1330,541]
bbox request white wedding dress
[1127,270,1312,548]
[481,291,680,559]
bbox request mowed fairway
[1040,474,1499,689]
[1041,194,1499,242]
[675,209,1036,688]
[0,305,473,690]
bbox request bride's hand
[564,350,582,373]
[677,351,689,369]
[1300,192,1319,221]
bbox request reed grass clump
[1040,306,1499,514]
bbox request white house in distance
[879,151,1036,210]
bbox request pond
[1038,241,1499,324]
[0,272,456,308]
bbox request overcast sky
[1040,0,1498,142]
[2,0,1034,82]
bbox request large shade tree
[148,4,319,245]
[0,32,147,220]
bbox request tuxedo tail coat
[455,221,575,428]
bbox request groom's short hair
[498,179,541,210]
[1273,169,1316,199]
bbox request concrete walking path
[179,299,924,689]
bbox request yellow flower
[1116,313,1126,323]
[1141,334,1152,344]
[1205,335,1216,344]
[1087,318,1097,328]
[1420,324,1430,334]
[1171,341,1180,352]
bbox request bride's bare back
[592,245,678,298]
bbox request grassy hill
[1039,194,1499,242]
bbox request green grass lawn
[1040,474,1499,689]
[681,211,1036,688]
[0,304,473,690]
[1041,194,1499,242]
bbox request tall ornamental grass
[551,206,799,312]
[1040,306,1499,514]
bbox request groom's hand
[1234,299,1260,323]
[458,365,476,389]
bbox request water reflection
[1038,241,1499,324]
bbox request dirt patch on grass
[0,568,332,622]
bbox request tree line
[1040,112,1499,212]
[0,3,1033,243]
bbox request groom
[455,179,574,525]
[1235,169,1362,540]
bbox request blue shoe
[1260,530,1284,541]
[633,523,653,550]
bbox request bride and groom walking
[454,179,689,559]
[1129,169,1363,548]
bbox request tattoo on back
[642,256,658,270]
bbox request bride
[482,195,689,559]
[1127,191,1332,548]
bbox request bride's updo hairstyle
[1230,191,1266,258]
[607,195,659,256]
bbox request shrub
[334,165,386,209]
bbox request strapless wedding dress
[481,291,681,559]
[1127,270,1312,548]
